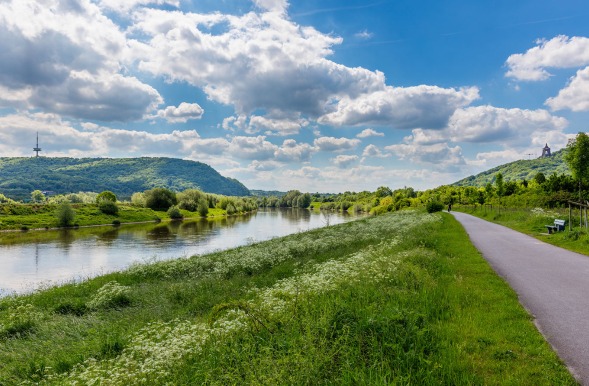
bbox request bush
[426,201,444,213]
[167,205,183,220]
[99,200,119,215]
[197,199,209,217]
[144,188,177,211]
[178,189,204,212]
[96,191,117,203]
[131,192,146,207]
[0,303,42,338]
[56,202,76,227]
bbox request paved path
[451,211,589,384]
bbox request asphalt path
[450,211,589,384]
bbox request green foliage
[30,190,45,203]
[564,132,589,200]
[0,302,42,338]
[98,200,119,215]
[177,189,205,211]
[56,202,75,227]
[96,191,117,203]
[197,199,209,217]
[167,205,183,220]
[144,188,177,211]
[426,201,444,213]
[131,192,145,206]
[0,157,250,201]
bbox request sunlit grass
[0,211,575,384]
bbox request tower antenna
[33,132,42,157]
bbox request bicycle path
[450,211,589,384]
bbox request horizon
[1,1,588,192]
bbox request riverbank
[0,211,574,384]
[0,203,233,232]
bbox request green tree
[96,191,117,203]
[144,188,177,211]
[56,202,75,227]
[534,172,546,185]
[495,173,505,197]
[31,190,45,203]
[564,132,589,200]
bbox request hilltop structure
[541,143,551,158]
[33,132,42,157]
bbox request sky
[1,0,589,193]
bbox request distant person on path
[447,203,452,212]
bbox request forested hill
[453,148,570,187]
[0,157,250,200]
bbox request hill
[0,157,250,200]
[453,148,570,187]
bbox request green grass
[0,211,575,385]
[456,205,589,256]
[0,203,233,231]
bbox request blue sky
[1,0,589,192]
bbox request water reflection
[0,208,363,296]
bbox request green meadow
[0,211,575,385]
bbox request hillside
[453,148,570,187]
[0,157,250,200]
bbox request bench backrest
[554,219,565,226]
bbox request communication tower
[33,132,42,157]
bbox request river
[0,208,361,296]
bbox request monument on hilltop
[541,143,551,158]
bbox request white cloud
[156,102,204,123]
[385,142,465,169]
[318,85,479,129]
[228,135,278,160]
[545,66,589,111]
[97,0,180,13]
[506,35,589,81]
[362,144,389,158]
[0,0,162,121]
[253,0,289,13]
[313,136,361,152]
[331,155,359,168]
[354,30,373,40]
[356,128,384,138]
[248,115,308,135]
[447,106,568,146]
[274,139,315,162]
[403,128,447,145]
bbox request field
[0,211,575,385]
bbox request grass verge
[0,211,575,385]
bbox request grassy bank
[0,203,228,231]
[456,205,589,256]
[0,211,575,384]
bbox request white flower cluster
[530,207,560,218]
[0,302,42,336]
[86,281,131,310]
[40,211,441,384]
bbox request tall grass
[0,211,575,385]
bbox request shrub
[167,205,183,220]
[144,188,177,211]
[178,189,204,212]
[131,192,146,207]
[56,202,76,227]
[426,201,444,213]
[86,281,131,310]
[96,191,117,203]
[99,200,119,215]
[197,199,209,217]
[112,219,121,226]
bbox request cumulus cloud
[314,136,361,152]
[253,0,289,13]
[331,155,359,168]
[447,105,568,145]
[356,128,384,138]
[156,102,204,123]
[385,142,465,169]
[97,0,180,13]
[274,139,315,162]
[318,86,480,129]
[545,66,589,111]
[0,0,163,121]
[248,115,309,135]
[505,35,589,81]
[362,144,389,158]
[228,135,278,160]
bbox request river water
[0,208,360,296]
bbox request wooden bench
[545,219,566,234]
